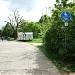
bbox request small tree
[2,22,14,37]
[39,14,51,38]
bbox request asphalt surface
[0,40,61,75]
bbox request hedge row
[44,24,75,62]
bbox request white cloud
[19,0,56,21]
[0,0,56,29]
[0,0,11,28]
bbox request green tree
[0,29,2,37]
[19,22,41,38]
[2,22,13,37]
[39,14,51,23]
[39,14,51,37]
[55,0,69,9]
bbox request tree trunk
[13,29,17,40]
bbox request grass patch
[37,45,75,74]
[29,38,43,43]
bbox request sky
[0,0,56,28]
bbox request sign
[61,11,71,22]
[65,22,68,27]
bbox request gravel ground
[0,40,61,75]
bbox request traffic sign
[61,11,71,22]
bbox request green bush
[44,24,75,62]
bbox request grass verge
[28,38,43,43]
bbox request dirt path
[0,41,61,75]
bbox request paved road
[0,40,61,75]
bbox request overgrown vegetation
[38,44,75,73]
[44,0,75,73]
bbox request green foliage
[39,14,51,23]
[45,24,75,58]
[0,30,2,36]
[42,0,75,73]
[55,0,69,9]
[39,14,51,38]
[29,38,43,43]
[19,14,52,39]
[19,21,41,38]
[2,22,14,37]
[44,1,75,63]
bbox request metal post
[64,22,68,51]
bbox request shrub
[44,24,75,62]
